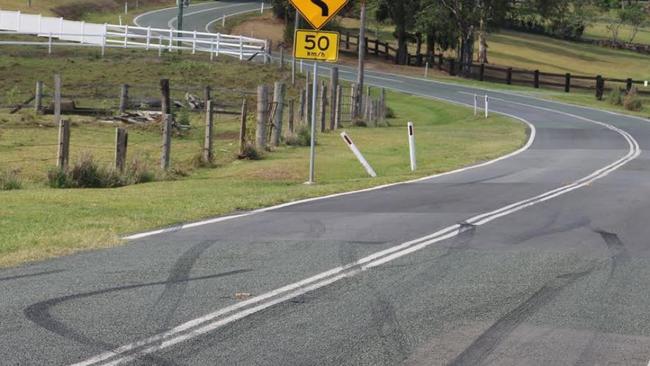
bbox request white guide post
[407,121,416,171]
[484,95,489,119]
[474,94,478,116]
[340,132,377,178]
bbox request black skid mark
[448,267,595,366]
[24,269,250,366]
[0,269,65,282]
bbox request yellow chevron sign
[289,0,349,30]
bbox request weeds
[623,87,643,111]
[48,154,157,189]
[0,169,22,190]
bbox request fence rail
[0,10,268,61]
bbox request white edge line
[204,7,268,33]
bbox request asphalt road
[2,2,650,365]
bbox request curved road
[2,2,650,365]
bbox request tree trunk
[355,0,367,119]
[478,17,489,64]
[397,27,408,65]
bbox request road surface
[2,1,650,365]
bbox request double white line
[73,102,639,366]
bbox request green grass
[584,21,650,45]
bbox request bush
[0,169,22,191]
[285,126,312,147]
[48,154,157,189]
[624,87,643,111]
[238,144,262,160]
[176,107,191,127]
[607,87,623,106]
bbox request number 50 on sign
[294,30,340,62]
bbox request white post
[407,122,416,171]
[146,26,151,50]
[80,21,85,43]
[210,38,215,61]
[168,28,173,51]
[48,32,52,54]
[484,95,489,119]
[158,35,163,56]
[424,62,429,78]
[216,33,220,56]
[101,25,106,57]
[118,15,122,26]
[124,1,128,14]
[240,37,244,60]
[474,94,478,116]
[340,132,377,177]
[123,24,128,48]
[222,15,226,27]
[307,61,319,184]
[192,30,197,54]
[260,1,264,13]
[300,60,303,73]
[645,80,649,87]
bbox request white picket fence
[0,10,269,61]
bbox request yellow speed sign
[294,30,339,62]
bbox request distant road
[1,2,650,365]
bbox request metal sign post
[308,61,318,184]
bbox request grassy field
[584,22,650,45]
[0,45,527,267]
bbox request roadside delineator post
[473,94,478,116]
[484,95,489,119]
[408,121,416,172]
[340,132,376,178]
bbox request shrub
[0,169,22,191]
[176,107,191,127]
[624,87,643,111]
[238,144,262,160]
[352,119,368,127]
[607,87,623,106]
[384,106,396,119]
[47,154,157,189]
[285,126,312,147]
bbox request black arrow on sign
[310,0,329,16]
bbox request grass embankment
[0,46,526,267]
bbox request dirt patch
[51,0,167,20]
[231,13,286,48]
[217,131,240,140]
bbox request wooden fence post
[329,67,339,130]
[57,120,70,170]
[54,74,62,125]
[161,114,172,170]
[345,32,350,49]
[507,68,513,85]
[448,59,456,76]
[534,70,540,89]
[319,80,328,133]
[202,100,214,164]
[379,88,386,123]
[626,78,633,92]
[271,81,285,147]
[299,89,306,125]
[256,85,269,150]
[288,98,295,134]
[239,98,248,155]
[596,75,605,100]
[204,85,212,102]
[160,79,171,115]
[335,84,342,129]
[119,84,129,114]
[565,73,571,93]
[34,80,43,114]
[479,63,485,82]
[115,127,128,172]
[279,46,285,70]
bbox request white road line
[74,104,639,365]
[204,7,266,33]
[133,1,222,26]
[166,3,249,29]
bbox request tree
[375,0,421,65]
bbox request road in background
[1,2,650,365]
